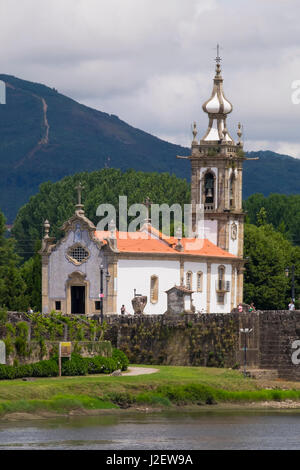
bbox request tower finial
[192,122,198,144]
[214,43,222,77]
[215,43,221,64]
[201,45,233,143]
[75,182,85,213]
[237,123,244,147]
[43,219,50,239]
[143,196,153,224]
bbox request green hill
[243,150,300,199]
[0,74,299,222]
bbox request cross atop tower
[215,44,222,64]
[75,182,84,205]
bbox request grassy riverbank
[1,365,300,418]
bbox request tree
[0,211,27,311]
[20,241,42,311]
[244,223,297,309]
[12,168,190,260]
[244,193,300,245]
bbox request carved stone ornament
[68,271,87,283]
[66,243,90,266]
[131,296,147,315]
[231,222,238,241]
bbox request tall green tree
[244,222,298,309]
[244,193,300,245]
[0,211,27,311]
[20,241,42,311]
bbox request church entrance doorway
[71,286,85,314]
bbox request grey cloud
[1,0,300,156]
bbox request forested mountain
[0,74,299,222]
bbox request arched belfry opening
[204,172,215,210]
[229,173,236,209]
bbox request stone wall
[259,311,300,381]
[5,341,112,366]
[4,310,300,380]
[104,313,240,368]
[104,311,300,380]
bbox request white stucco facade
[210,263,232,313]
[228,220,239,256]
[117,259,180,315]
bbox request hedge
[0,359,58,380]
[0,349,129,380]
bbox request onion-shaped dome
[200,60,234,143]
[203,91,232,114]
[202,64,233,115]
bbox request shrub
[39,338,47,359]
[107,391,135,408]
[112,348,129,371]
[0,359,58,380]
[32,359,58,377]
[84,356,118,375]
[61,353,88,376]
[0,308,7,324]
[0,352,120,380]
[4,336,14,358]
[14,337,28,357]
[16,364,34,378]
[0,364,16,380]
[16,322,29,339]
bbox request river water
[0,410,299,450]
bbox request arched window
[204,172,215,204]
[197,272,203,292]
[216,265,226,304]
[218,265,225,291]
[186,271,193,290]
[230,174,235,208]
[150,275,159,304]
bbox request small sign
[99,293,104,298]
[59,342,72,358]
[0,341,6,364]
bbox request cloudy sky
[1,0,300,156]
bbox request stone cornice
[116,251,244,265]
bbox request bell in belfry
[207,188,213,198]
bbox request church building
[40,54,248,316]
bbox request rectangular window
[95,301,101,311]
[150,276,159,304]
[197,272,203,292]
[186,272,192,291]
[217,293,225,304]
[55,301,61,311]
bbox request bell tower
[179,48,248,258]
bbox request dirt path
[14,92,50,169]
[123,367,159,376]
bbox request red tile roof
[94,228,237,258]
